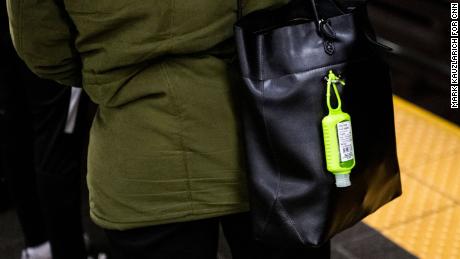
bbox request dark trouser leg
[253,239,331,259]
[28,77,87,259]
[1,31,86,257]
[104,212,330,259]
[220,212,331,259]
[2,77,48,247]
[104,218,220,259]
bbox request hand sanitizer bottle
[322,70,355,188]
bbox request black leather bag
[234,0,402,246]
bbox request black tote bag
[234,0,402,246]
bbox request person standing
[1,1,91,258]
[6,1,330,258]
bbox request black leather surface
[234,1,402,247]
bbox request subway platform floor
[1,96,459,259]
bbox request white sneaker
[20,241,52,259]
[87,253,107,259]
[84,233,108,259]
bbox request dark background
[368,0,456,124]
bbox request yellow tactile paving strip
[363,96,460,259]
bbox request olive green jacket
[7,0,286,230]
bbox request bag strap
[236,0,321,30]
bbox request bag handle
[308,0,337,40]
[309,0,322,31]
[236,0,333,39]
[237,0,321,23]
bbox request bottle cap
[335,174,351,188]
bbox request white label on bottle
[337,121,354,162]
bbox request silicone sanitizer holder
[322,70,356,188]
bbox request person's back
[9,0,286,230]
[8,1,332,258]
[67,0,286,230]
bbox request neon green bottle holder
[322,70,356,188]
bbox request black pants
[105,212,330,259]
[0,55,88,259]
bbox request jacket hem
[90,205,250,230]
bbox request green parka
[7,0,286,230]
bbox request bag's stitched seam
[258,39,283,239]
[260,85,306,243]
[259,80,279,238]
[247,57,371,81]
[278,200,306,244]
[256,35,263,80]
